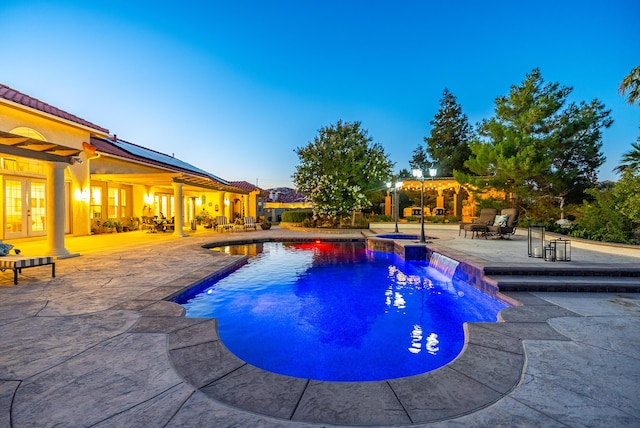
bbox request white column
[47,162,77,258]
[172,182,187,237]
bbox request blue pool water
[176,241,508,382]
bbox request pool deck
[1,225,639,427]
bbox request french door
[4,178,47,239]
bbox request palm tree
[614,137,640,174]
[619,66,640,107]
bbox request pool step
[484,266,640,292]
[489,275,640,292]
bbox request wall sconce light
[143,194,154,204]
[195,198,202,207]
[224,199,230,206]
[74,188,90,202]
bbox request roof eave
[0,98,111,137]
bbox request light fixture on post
[386,179,403,233]
[429,167,437,181]
[412,169,426,243]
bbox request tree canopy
[460,68,612,203]
[293,120,392,224]
[619,65,640,107]
[408,145,432,174]
[424,88,473,176]
[613,135,640,176]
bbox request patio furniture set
[459,208,519,240]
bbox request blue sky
[1,1,638,188]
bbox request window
[90,186,102,219]
[108,187,118,218]
[120,188,127,218]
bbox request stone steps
[484,266,640,292]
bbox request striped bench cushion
[0,256,55,269]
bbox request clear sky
[1,1,638,188]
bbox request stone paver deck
[1,226,639,427]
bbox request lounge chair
[243,216,257,231]
[487,208,519,239]
[215,216,232,232]
[0,242,55,285]
[460,208,498,239]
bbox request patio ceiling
[90,172,248,194]
[0,130,81,163]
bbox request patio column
[384,191,391,216]
[243,194,250,219]
[453,184,463,217]
[436,189,445,210]
[172,182,187,237]
[46,162,77,258]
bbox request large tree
[293,120,392,225]
[619,65,640,107]
[424,88,473,176]
[461,68,612,204]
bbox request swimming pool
[175,241,508,382]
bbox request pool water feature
[429,252,460,278]
[176,241,508,382]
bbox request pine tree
[424,89,473,176]
[462,69,612,203]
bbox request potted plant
[125,217,139,232]
[102,218,116,233]
[114,220,124,233]
[260,216,272,230]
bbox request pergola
[385,177,472,219]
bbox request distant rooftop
[265,187,306,203]
[0,83,110,134]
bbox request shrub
[281,209,313,223]
[372,214,393,222]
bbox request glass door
[5,178,26,238]
[4,178,47,239]
[29,181,47,236]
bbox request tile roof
[91,136,230,186]
[265,187,307,203]
[0,83,109,134]
[229,181,263,192]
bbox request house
[0,83,254,257]
[228,181,265,221]
[263,187,311,222]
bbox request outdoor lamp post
[387,180,403,233]
[429,167,437,180]
[412,169,426,243]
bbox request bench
[0,255,56,285]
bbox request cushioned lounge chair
[460,208,498,239]
[487,208,519,239]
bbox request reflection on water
[180,241,508,381]
[210,243,264,256]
